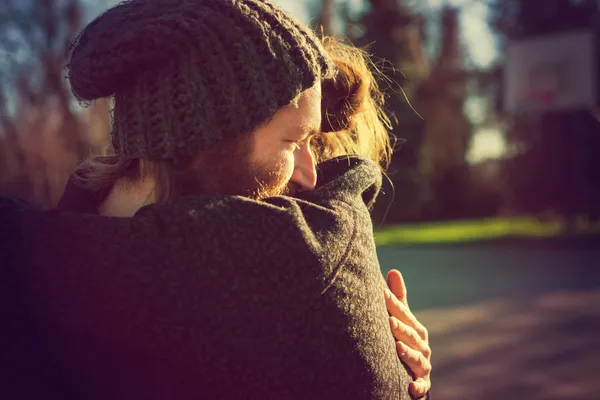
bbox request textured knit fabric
[0,157,413,399]
[67,0,336,160]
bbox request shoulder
[57,176,104,214]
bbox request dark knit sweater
[0,156,413,399]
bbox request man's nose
[290,142,317,192]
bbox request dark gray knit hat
[68,0,336,160]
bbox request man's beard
[207,155,293,200]
[246,163,294,200]
[174,135,294,200]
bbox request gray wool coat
[0,156,415,399]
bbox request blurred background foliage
[1,0,599,231]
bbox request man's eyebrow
[294,126,319,138]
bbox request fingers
[409,378,431,399]
[396,341,432,380]
[384,288,428,341]
[386,269,408,305]
[389,317,429,357]
[386,270,432,398]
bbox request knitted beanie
[67,0,336,160]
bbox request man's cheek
[275,151,296,181]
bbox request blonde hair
[73,37,393,201]
[315,36,393,170]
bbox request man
[0,0,430,398]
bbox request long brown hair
[72,37,393,202]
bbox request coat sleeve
[1,158,378,329]
[0,157,397,398]
[1,191,361,319]
[2,156,382,311]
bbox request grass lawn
[374,215,600,246]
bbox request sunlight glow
[466,127,507,164]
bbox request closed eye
[285,129,318,150]
[284,139,302,151]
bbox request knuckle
[400,328,410,341]
[420,326,429,340]
[417,354,427,368]
[415,324,427,339]
[422,345,432,359]
[410,327,422,345]
[410,328,421,342]
[407,331,418,345]
[423,360,432,375]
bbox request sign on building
[504,30,598,114]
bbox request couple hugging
[1,0,431,398]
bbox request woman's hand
[384,269,432,398]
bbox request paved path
[415,290,600,399]
[376,239,600,399]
